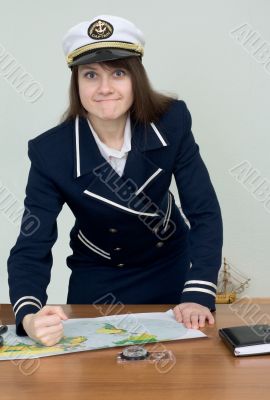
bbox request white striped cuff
[182,280,217,298]
[13,296,42,317]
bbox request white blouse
[87,115,131,177]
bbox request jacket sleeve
[173,102,223,311]
[7,139,65,336]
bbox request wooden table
[1,301,270,400]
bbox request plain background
[1,0,269,304]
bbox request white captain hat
[62,15,145,68]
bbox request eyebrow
[79,65,98,71]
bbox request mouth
[95,99,120,102]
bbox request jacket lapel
[73,115,169,216]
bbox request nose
[98,75,113,94]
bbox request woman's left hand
[173,302,215,329]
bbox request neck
[88,114,128,148]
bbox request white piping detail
[182,287,216,297]
[13,296,42,311]
[84,190,158,216]
[75,115,81,177]
[150,123,167,146]
[14,302,41,317]
[184,280,217,290]
[163,192,172,232]
[78,233,111,259]
[163,193,170,224]
[78,230,110,256]
[135,168,163,195]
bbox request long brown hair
[60,57,177,124]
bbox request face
[78,62,134,123]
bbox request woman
[7,15,223,346]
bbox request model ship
[216,257,251,304]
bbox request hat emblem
[88,19,114,40]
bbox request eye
[114,69,126,77]
[84,71,96,79]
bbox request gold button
[117,263,125,267]
[156,242,164,248]
[114,247,122,251]
[109,228,118,233]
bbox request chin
[99,113,124,121]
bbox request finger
[38,323,64,338]
[40,333,64,347]
[33,314,62,329]
[35,324,63,342]
[39,306,68,320]
[38,328,64,345]
[182,313,192,329]
[198,314,206,328]
[52,306,69,320]
[206,312,215,325]
[190,313,199,329]
[173,306,183,323]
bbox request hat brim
[69,49,141,67]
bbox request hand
[22,305,68,346]
[173,302,215,329]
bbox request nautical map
[0,309,206,360]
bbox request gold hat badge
[88,19,114,40]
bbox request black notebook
[219,325,270,356]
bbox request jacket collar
[72,115,169,216]
[73,115,169,179]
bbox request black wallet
[219,325,270,356]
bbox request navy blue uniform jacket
[7,100,223,335]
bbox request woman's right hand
[22,305,68,346]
